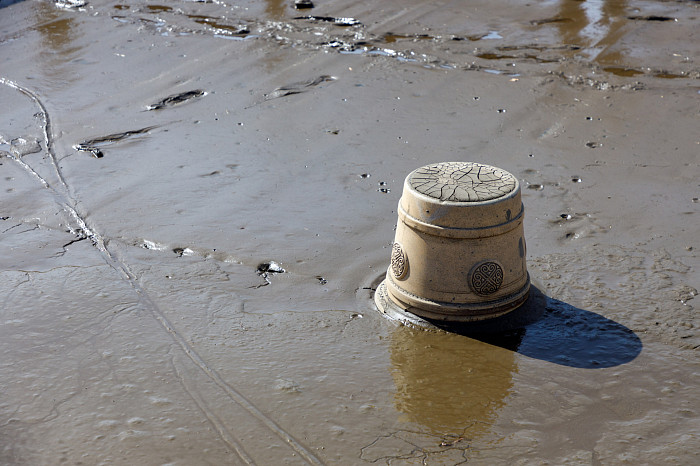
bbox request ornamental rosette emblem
[470,261,503,295]
[391,242,408,280]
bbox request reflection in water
[258,0,289,71]
[264,0,286,20]
[390,326,519,437]
[35,3,75,51]
[387,286,641,439]
[555,0,628,64]
[34,2,83,84]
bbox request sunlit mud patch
[530,245,697,350]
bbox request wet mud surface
[1,0,698,464]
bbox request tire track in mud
[169,355,257,465]
[0,78,324,465]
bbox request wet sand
[1,0,698,464]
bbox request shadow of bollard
[431,286,642,369]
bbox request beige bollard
[375,161,530,322]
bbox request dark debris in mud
[147,89,206,110]
[74,145,104,158]
[294,0,314,10]
[627,15,676,22]
[253,261,286,287]
[73,125,158,158]
[257,261,285,275]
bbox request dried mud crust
[360,429,472,465]
[529,245,698,350]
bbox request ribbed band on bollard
[376,162,530,322]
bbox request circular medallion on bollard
[469,261,504,296]
[375,161,530,322]
[391,242,408,280]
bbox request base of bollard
[383,272,531,322]
[374,279,547,333]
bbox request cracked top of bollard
[400,162,522,231]
[408,162,517,202]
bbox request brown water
[1,0,698,464]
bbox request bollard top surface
[408,162,517,203]
[400,161,522,230]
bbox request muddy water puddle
[82,0,700,80]
[1,0,699,464]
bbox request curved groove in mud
[0,78,323,465]
[0,77,68,190]
[1,149,49,188]
[0,77,99,244]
